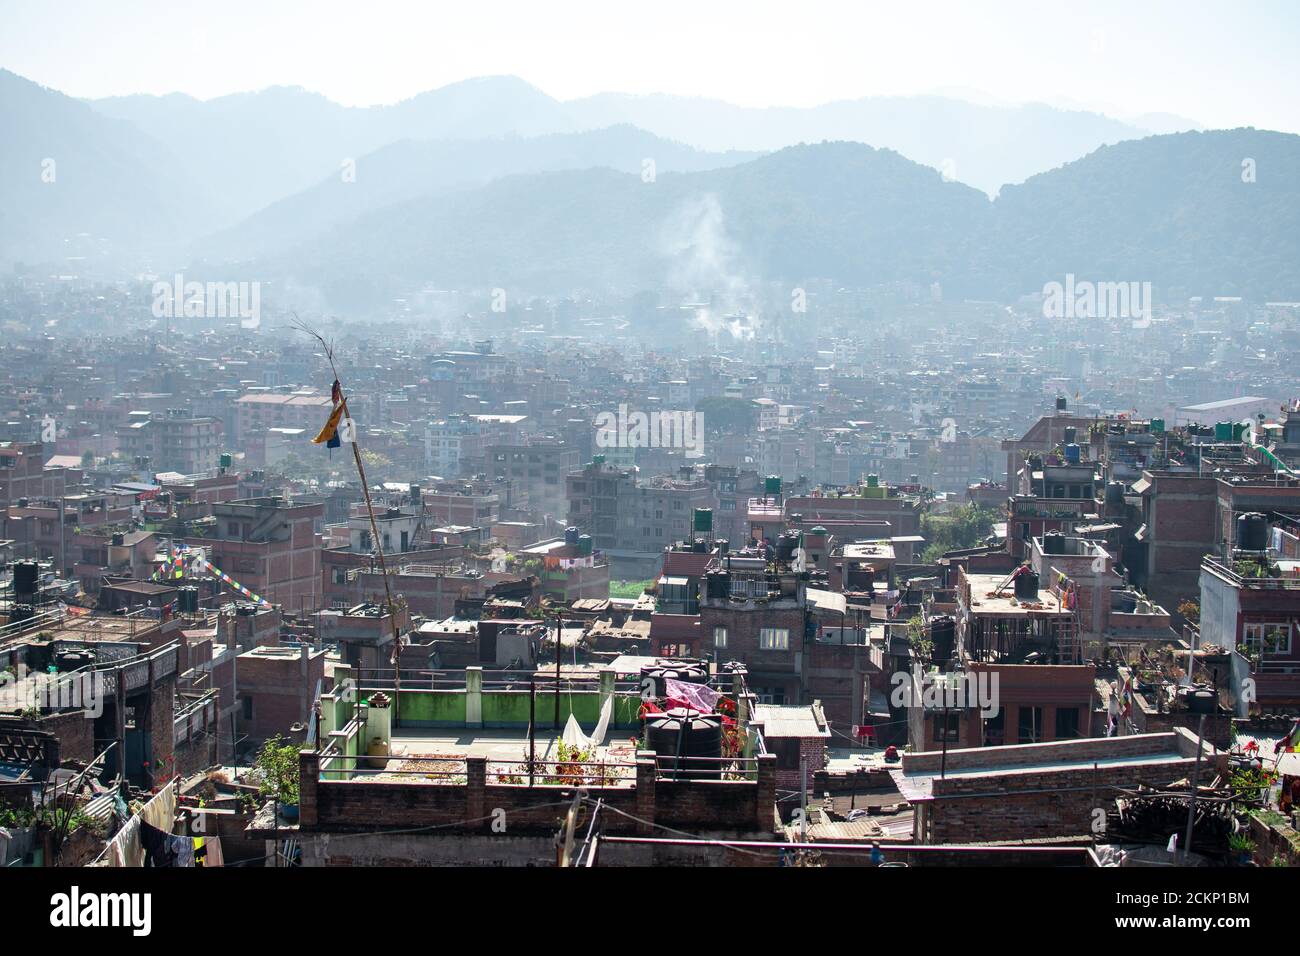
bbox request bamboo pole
[295,319,405,723]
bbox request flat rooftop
[964,573,1069,616]
[890,730,1215,802]
[841,541,896,560]
[390,726,634,766]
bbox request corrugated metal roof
[753,703,830,738]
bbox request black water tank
[1043,531,1066,555]
[1237,513,1268,552]
[564,526,580,547]
[12,560,39,595]
[1013,570,1040,601]
[930,616,956,660]
[55,649,94,671]
[644,708,723,779]
[1184,688,1217,715]
[1063,426,1077,445]
[1105,481,1125,508]
[705,570,730,600]
[775,532,797,563]
[178,586,199,613]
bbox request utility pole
[558,788,583,866]
[1183,713,1207,861]
[940,694,951,780]
[554,614,562,730]
[296,321,405,723]
[799,754,808,842]
[529,678,536,787]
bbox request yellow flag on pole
[312,402,346,444]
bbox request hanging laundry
[664,678,721,714]
[204,836,225,867]
[172,834,194,867]
[139,821,174,867]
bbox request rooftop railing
[1202,555,1300,590]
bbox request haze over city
[0,0,1297,918]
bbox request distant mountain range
[203,125,759,260]
[561,91,1177,195]
[0,69,217,269]
[238,129,1300,308]
[2,69,1295,310]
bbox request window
[935,710,960,742]
[241,696,253,720]
[1055,707,1080,740]
[713,626,727,649]
[759,627,790,651]
[1018,706,1042,743]
[1242,622,1292,657]
[983,708,1005,746]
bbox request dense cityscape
[1,0,1295,935]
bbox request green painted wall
[399,690,468,727]
[395,688,640,729]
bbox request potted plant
[254,735,302,821]
[1228,832,1255,866]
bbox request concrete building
[488,439,579,518]
[117,409,222,475]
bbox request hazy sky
[3,0,1297,131]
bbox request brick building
[206,497,324,612]
[234,392,334,444]
[0,441,49,507]
[893,730,1224,845]
[235,644,327,747]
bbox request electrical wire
[580,795,776,859]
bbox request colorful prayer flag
[312,402,346,445]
